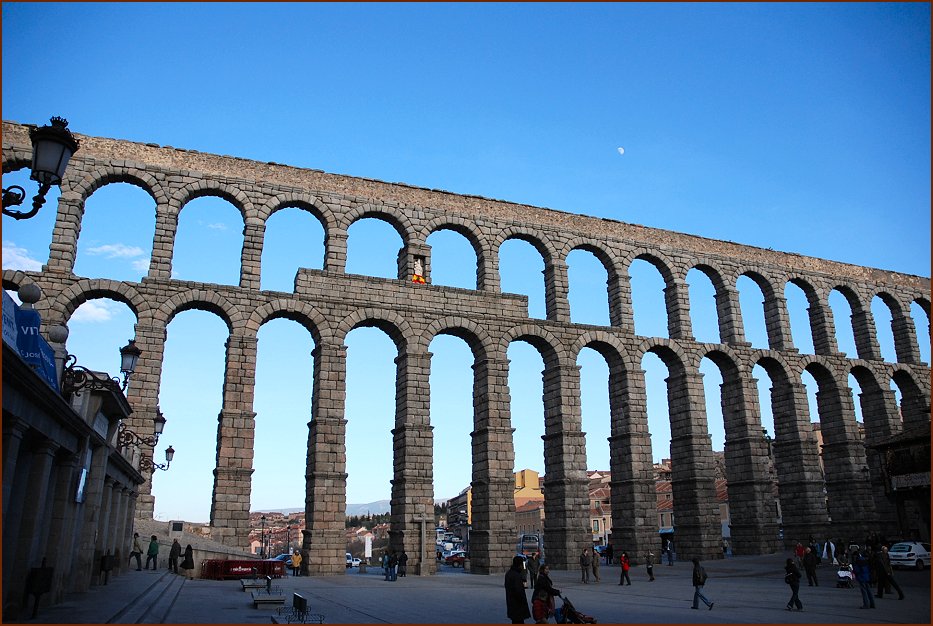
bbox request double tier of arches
[3,131,930,575]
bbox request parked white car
[888,542,931,570]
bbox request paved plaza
[14,552,929,624]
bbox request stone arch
[170,180,254,220]
[71,166,168,206]
[500,323,569,368]
[786,275,828,353]
[1,270,39,294]
[335,308,413,353]
[151,289,242,333]
[494,225,556,264]
[260,192,337,234]
[873,289,919,364]
[421,315,494,358]
[422,216,488,289]
[248,298,331,346]
[343,202,415,248]
[1,152,31,174]
[49,279,147,324]
[891,366,931,427]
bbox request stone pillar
[764,295,796,352]
[666,370,721,560]
[607,363,656,559]
[111,487,130,575]
[716,286,748,346]
[770,382,829,546]
[43,193,83,274]
[398,243,431,284]
[809,299,838,356]
[664,278,694,340]
[324,230,348,273]
[477,242,498,292]
[815,386,876,540]
[720,375,780,554]
[891,309,921,364]
[44,453,79,602]
[858,387,902,536]
[304,342,348,575]
[93,476,117,584]
[148,204,177,280]
[389,350,436,576]
[469,355,515,575]
[851,308,883,361]
[240,219,265,291]
[544,259,571,323]
[209,333,258,549]
[126,321,168,520]
[607,269,635,333]
[541,362,590,570]
[2,419,28,522]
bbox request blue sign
[2,292,60,391]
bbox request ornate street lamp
[61,339,141,396]
[260,515,267,558]
[2,117,80,220]
[117,411,166,450]
[139,445,175,472]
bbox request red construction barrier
[200,559,285,580]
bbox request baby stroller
[556,595,597,624]
[836,563,855,588]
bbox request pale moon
[617,147,625,155]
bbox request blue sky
[3,3,929,522]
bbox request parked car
[350,557,362,567]
[268,553,293,567]
[445,550,467,567]
[346,552,353,568]
[888,542,931,570]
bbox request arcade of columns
[3,121,930,575]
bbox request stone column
[607,362,656,559]
[664,279,694,340]
[716,286,748,345]
[541,362,590,570]
[304,342,348,575]
[770,382,829,546]
[43,193,83,274]
[389,350,436,575]
[469,355,515,575]
[477,242,498,292]
[764,295,796,352]
[111,487,130,575]
[816,386,876,540]
[93,476,117,584]
[240,219,265,291]
[147,204,177,280]
[665,370,721,560]
[890,309,921,364]
[720,375,780,554]
[851,308,883,361]
[809,299,838,356]
[2,419,28,522]
[398,243,431,284]
[607,269,635,333]
[544,259,571,323]
[858,386,902,536]
[209,333,258,549]
[44,453,79,602]
[324,230,348,273]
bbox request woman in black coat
[531,564,561,624]
[784,558,803,611]
[505,556,531,624]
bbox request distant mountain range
[254,498,450,517]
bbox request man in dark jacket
[691,558,713,610]
[505,556,531,624]
[802,547,819,586]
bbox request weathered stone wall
[3,120,930,575]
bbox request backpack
[700,567,708,585]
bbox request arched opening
[641,352,671,463]
[736,275,769,349]
[828,289,858,357]
[62,297,138,381]
[252,319,315,513]
[629,259,668,338]
[260,208,325,291]
[507,341,545,473]
[871,295,898,362]
[910,300,930,364]
[847,373,865,424]
[345,217,403,280]
[499,239,546,319]
[173,196,243,285]
[429,334,474,504]
[578,346,610,471]
[686,268,719,344]
[784,281,814,354]
[73,182,155,281]
[152,309,230,522]
[1,167,61,269]
[426,229,478,290]
[567,249,610,326]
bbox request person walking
[645,550,655,581]
[527,552,540,590]
[876,545,905,600]
[794,542,805,569]
[605,544,614,566]
[382,552,390,580]
[618,551,631,585]
[129,533,143,571]
[168,539,181,574]
[291,549,302,577]
[531,564,561,624]
[388,551,399,581]
[180,544,195,580]
[666,539,674,565]
[145,535,159,570]
[784,558,803,611]
[853,549,875,609]
[399,551,409,577]
[591,549,601,583]
[505,555,532,624]
[691,558,714,610]
[802,547,818,586]
[580,548,591,584]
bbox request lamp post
[62,339,142,397]
[260,515,266,558]
[117,411,166,450]
[2,117,79,220]
[139,445,175,472]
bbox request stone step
[106,570,184,624]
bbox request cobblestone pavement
[16,553,930,624]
